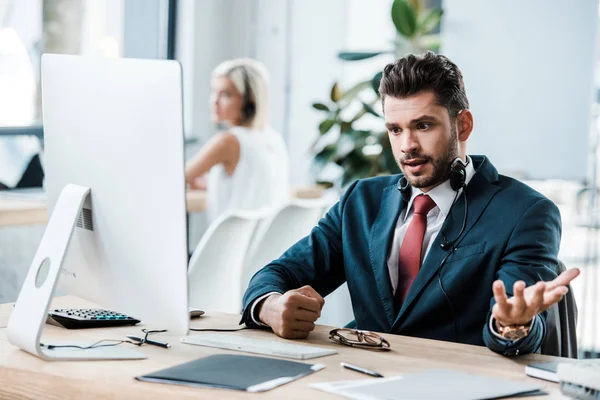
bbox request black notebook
[525,361,560,382]
[136,354,325,392]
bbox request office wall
[178,0,598,182]
[177,0,399,185]
[176,0,251,140]
[285,0,347,185]
[441,0,598,180]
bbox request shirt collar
[403,155,476,221]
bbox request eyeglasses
[329,328,391,351]
[41,329,169,351]
[126,328,168,347]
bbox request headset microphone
[440,241,453,251]
[439,156,469,342]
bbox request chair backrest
[318,282,355,328]
[188,209,268,313]
[541,259,578,358]
[241,198,333,292]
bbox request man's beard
[398,128,459,189]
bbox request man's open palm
[491,268,580,327]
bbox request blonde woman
[185,59,290,222]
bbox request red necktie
[396,195,437,304]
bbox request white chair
[317,191,356,327]
[241,193,354,327]
[188,208,268,314]
[319,283,354,328]
[241,198,332,293]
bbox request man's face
[384,90,458,192]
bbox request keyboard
[46,308,140,329]
[181,333,337,360]
[557,360,600,399]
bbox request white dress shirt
[387,156,475,295]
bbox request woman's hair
[212,58,270,130]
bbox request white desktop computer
[7,54,189,360]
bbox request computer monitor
[7,54,189,360]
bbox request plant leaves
[312,102,330,112]
[342,171,367,187]
[314,145,336,168]
[362,102,382,118]
[419,34,441,52]
[372,71,383,96]
[339,121,352,133]
[348,130,372,141]
[338,51,388,61]
[311,133,330,151]
[315,180,334,189]
[319,119,336,135]
[330,82,343,103]
[408,0,422,17]
[341,80,372,102]
[333,135,357,160]
[391,0,417,38]
[416,8,443,36]
[350,108,366,124]
[379,137,401,174]
[341,152,373,186]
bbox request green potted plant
[311,0,443,187]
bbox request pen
[126,335,171,349]
[340,362,383,378]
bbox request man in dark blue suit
[241,52,579,355]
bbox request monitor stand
[6,184,146,361]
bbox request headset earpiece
[397,176,411,202]
[238,66,255,122]
[398,157,467,198]
[243,102,256,121]
[449,157,467,191]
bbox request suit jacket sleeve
[240,180,359,327]
[482,197,561,355]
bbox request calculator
[46,308,140,329]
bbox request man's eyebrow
[409,114,438,124]
[385,115,439,130]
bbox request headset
[236,66,256,123]
[397,157,468,248]
[397,156,469,341]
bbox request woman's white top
[206,126,290,223]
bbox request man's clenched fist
[257,285,325,339]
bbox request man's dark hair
[379,52,469,119]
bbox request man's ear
[456,109,473,142]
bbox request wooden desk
[0,196,47,227]
[0,297,565,399]
[0,187,324,228]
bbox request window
[0,0,173,189]
[0,0,124,128]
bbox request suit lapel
[369,184,405,327]
[392,156,501,329]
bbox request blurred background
[1,0,599,356]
